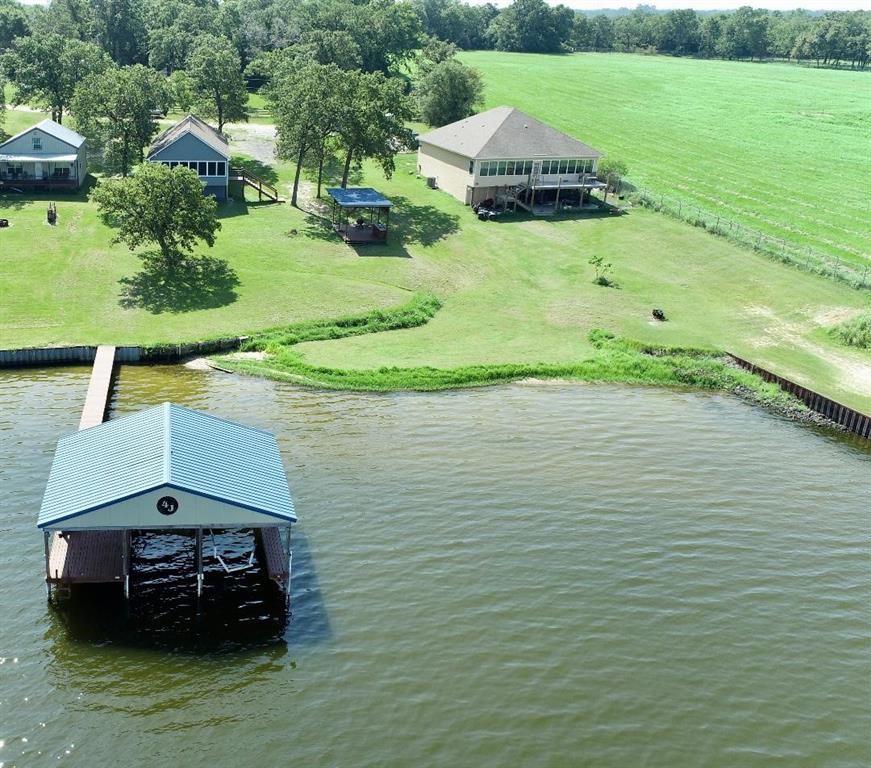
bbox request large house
[147,114,231,199]
[0,119,88,191]
[417,106,603,211]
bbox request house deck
[47,531,126,584]
[0,178,79,192]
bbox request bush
[830,313,871,349]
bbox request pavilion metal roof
[418,106,601,161]
[326,187,392,208]
[38,403,296,529]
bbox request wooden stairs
[230,167,281,202]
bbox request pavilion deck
[47,531,126,584]
[334,223,388,245]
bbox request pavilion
[38,402,296,603]
[326,187,392,244]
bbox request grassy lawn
[460,51,871,268]
[2,100,869,412]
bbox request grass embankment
[216,293,796,407]
[461,51,871,268]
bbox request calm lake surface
[1,365,870,767]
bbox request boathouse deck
[47,530,126,584]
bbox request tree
[266,61,343,207]
[186,34,248,132]
[418,58,482,127]
[488,0,574,53]
[0,71,5,138]
[3,34,109,123]
[146,0,221,73]
[71,64,168,175]
[597,157,628,193]
[90,0,148,64]
[167,69,195,112]
[335,70,414,188]
[92,162,221,266]
[0,1,29,55]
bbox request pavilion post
[195,528,203,598]
[555,178,562,212]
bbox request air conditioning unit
[426,177,437,189]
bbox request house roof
[417,106,601,161]
[147,114,230,160]
[38,403,296,529]
[0,118,85,151]
[326,187,392,208]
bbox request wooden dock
[258,527,290,587]
[79,345,116,429]
[47,531,126,583]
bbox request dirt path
[746,305,871,394]
[225,122,276,165]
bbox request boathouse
[38,402,296,600]
[417,106,604,213]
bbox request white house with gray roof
[417,106,602,210]
[0,119,88,191]
[147,114,231,199]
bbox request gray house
[0,119,88,191]
[147,114,230,199]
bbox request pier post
[195,528,203,599]
[44,531,51,602]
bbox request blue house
[147,114,231,199]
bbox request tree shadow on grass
[230,155,279,187]
[390,195,460,248]
[297,195,460,257]
[119,252,239,314]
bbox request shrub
[830,313,871,349]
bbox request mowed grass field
[460,52,871,267]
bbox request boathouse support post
[44,531,51,601]
[285,525,292,604]
[195,528,203,598]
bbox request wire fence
[628,187,870,290]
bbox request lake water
[1,365,870,767]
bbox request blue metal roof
[38,403,296,529]
[326,187,392,208]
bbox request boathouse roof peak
[38,402,296,530]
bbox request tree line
[418,0,871,70]
[0,0,489,207]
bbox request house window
[169,161,178,168]
[217,161,226,176]
[497,161,506,175]
[506,161,515,175]
[207,161,216,176]
[198,162,208,175]
[469,160,474,174]
[32,135,42,150]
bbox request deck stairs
[230,167,281,202]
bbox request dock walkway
[79,345,116,430]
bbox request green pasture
[460,51,871,268]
